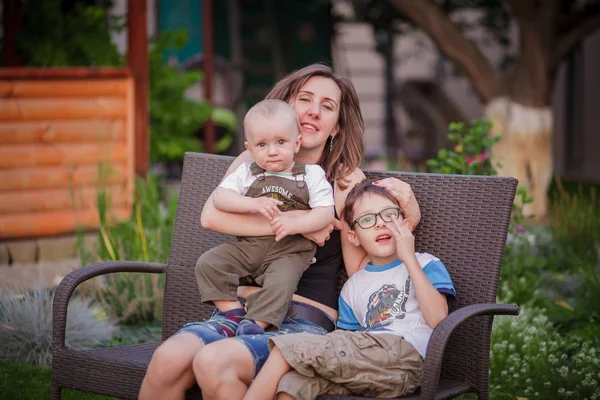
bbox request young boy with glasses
[243,179,456,400]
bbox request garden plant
[429,119,600,400]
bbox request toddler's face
[245,115,301,173]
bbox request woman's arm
[337,168,370,277]
[200,150,275,236]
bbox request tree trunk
[485,97,552,219]
[384,0,598,218]
[485,15,555,219]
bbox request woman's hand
[302,219,343,247]
[373,178,421,227]
[372,178,412,208]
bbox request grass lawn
[0,361,115,400]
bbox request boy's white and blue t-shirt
[337,252,456,358]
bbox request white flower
[559,365,569,378]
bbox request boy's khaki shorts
[269,331,423,400]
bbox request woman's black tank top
[294,185,344,310]
[294,226,343,309]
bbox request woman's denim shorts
[176,304,330,376]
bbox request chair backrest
[162,152,517,390]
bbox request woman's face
[290,76,341,152]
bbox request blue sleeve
[336,297,362,331]
[423,260,457,298]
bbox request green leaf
[212,107,238,131]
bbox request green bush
[542,183,600,337]
[427,119,600,398]
[94,174,177,264]
[490,308,600,400]
[549,182,599,265]
[494,189,600,397]
[77,173,177,325]
[16,0,123,67]
[149,30,236,162]
[497,229,547,308]
[426,119,500,176]
[498,181,600,335]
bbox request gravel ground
[0,258,81,291]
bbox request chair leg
[50,382,62,400]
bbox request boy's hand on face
[249,197,283,220]
[270,214,297,241]
[386,218,415,263]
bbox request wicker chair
[51,152,519,400]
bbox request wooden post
[202,0,216,153]
[128,0,149,177]
[2,0,23,66]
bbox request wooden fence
[0,68,135,239]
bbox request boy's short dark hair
[343,179,401,227]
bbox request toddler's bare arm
[213,187,282,220]
[294,205,335,233]
[271,206,334,242]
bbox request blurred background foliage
[14,0,236,165]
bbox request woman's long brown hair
[265,64,365,189]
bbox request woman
[139,64,421,400]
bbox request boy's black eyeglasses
[350,207,403,229]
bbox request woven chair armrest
[52,261,166,350]
[419,303,520,400]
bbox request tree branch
[505,0,536,19]
[554,9,600,66]
[387,0,503,102]
[556,4,600,34]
